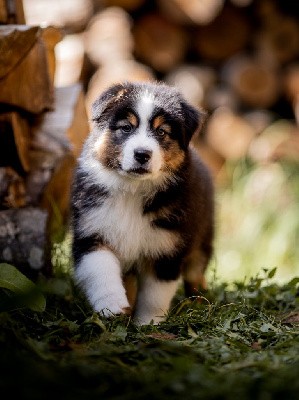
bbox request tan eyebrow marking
[152,115,165,130]
[127,112,138,127]
[152,116,171,133]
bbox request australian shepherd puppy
[71,81,214,325]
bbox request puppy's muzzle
[134,148,152,165]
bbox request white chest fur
[80,189,178,267]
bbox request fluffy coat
[71,81,214,325]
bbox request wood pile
[0,1,89,276]
[2,0,299,274]
[22,0,299,180]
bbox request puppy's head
[89,82,204,180]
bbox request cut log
[0,25,54,113]
[0,0,25,24]
[165,64,216,108]
[283,64,299,126]
[0,0,7,22]
[222,55,280,108]
[284,64,299,102]
[195,5,250,62]
[0,167,26,209]
[133,13,187,73]
[0,25,39,79]
[256,16,299,65]
[41,26,63,84]
[26,84,89,235]
[0,207,49,273]
[102,0,145,11]
[23,0,93,33]
[54,33,84,87]
[158,0,224,25]
[85,7,134,66]
[0,112,31,174]
[229,0,253,6]
[206,107,256,160]
[205,85,238,111]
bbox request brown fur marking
[127,112,138,127]
[162,140,185,171]
[95,130,121,169]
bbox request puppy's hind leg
[182,247,212,298]
[134,273,180,325]
[74,248,130,317]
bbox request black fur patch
[71,169,109,212]
[153,253,183,281]
[72,235,103,264]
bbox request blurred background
[2,0,299,285]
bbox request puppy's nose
[134,148,152,165]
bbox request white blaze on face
[121,90,163,175]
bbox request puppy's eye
[157,127,166,137]
[121,124,132,133]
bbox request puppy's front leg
[134,274,180,325]
[74,248,130,316]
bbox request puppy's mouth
[126,167,150,175]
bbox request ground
[0,265,298,400]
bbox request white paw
[92,291,130,317]
[74,249,131,318]
[133,313,165,326]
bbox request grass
[211,158,299,284]
[1,157,299,399]
[0,267,298,399]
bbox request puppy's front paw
[74,249,131,318]
[93,291,130,318]
[133,313,165,326]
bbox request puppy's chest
[81,191,178,263]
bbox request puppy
[71,81,214,325]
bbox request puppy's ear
[181,100,207,146]
[91,83,128,122]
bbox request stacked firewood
[1,0,299,274]
[0,1,89,276]
[22,0,299,181]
